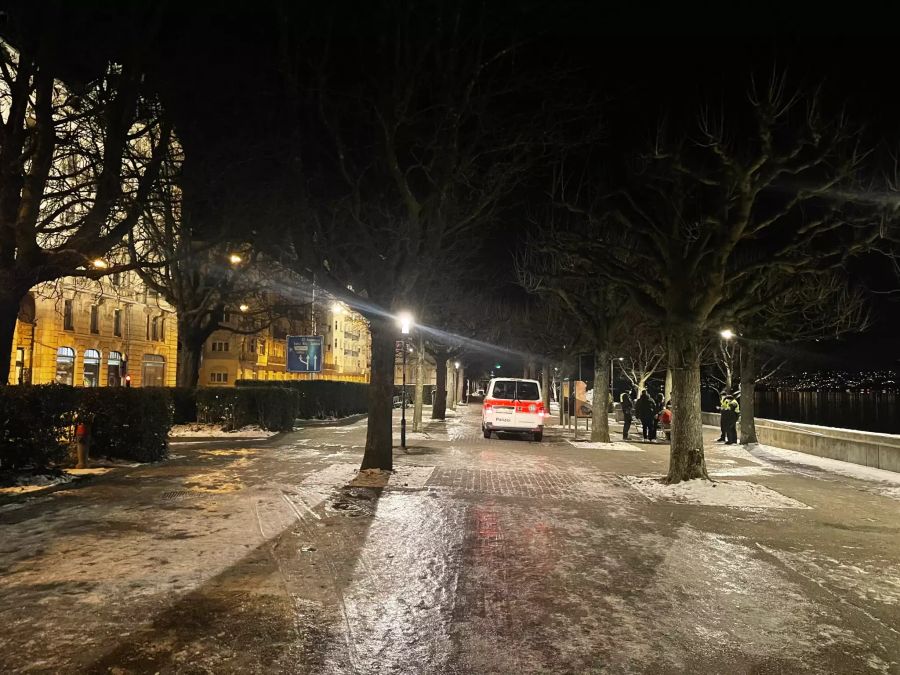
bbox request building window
[151,316,159,341]
[248,338,256,353]
[159,318,165,341]
[83,349,101,387]
[113,309,122,337]
[209,371,229,384]
[107,351,123,386]
[258,339,266,355]
[211,341,230,352]
[142,354,165,387]
[63,300,74,330]
[90,305,99,334]
[146,315,150,340]
[111,272,122,287]
[55,347,75,385]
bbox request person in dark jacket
[620,392,634,440]
[716,390,729,442]
[721,396,740,444]
[633,391,655,442]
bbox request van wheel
[533,431,543,442]
[483,428,491,439]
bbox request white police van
[481,378,545,442]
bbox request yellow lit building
[198,302,372,386]
[7,273,177,387]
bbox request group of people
[619,390,671,443]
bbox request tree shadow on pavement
[84,486,385,674]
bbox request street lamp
[332,303,343,314]
[397,311,414,449]
[92,258,108,269]
[239,304,249,312]
[228,253,243,265]
[720,328,735,340]
[610,356,624,396]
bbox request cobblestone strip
[426,468,611,500]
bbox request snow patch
[169,423,278,438]
[0,473,74,495]
[753,444,900,494]
[568,441,644,452]
[622,475,810,509]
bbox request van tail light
[528,403,537,413]
[483,403,492,411]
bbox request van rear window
[490,381,540,401]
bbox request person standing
[716,390,729,442]
[634,390,655,442]
[620,392,634,440]
[723,397,740,444]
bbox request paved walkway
[0,407,898,673]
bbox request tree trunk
[739,343,758,445]
[664,367,673,402]
[431,354,448,420]
[361,318,394,470]
[0,286,27,385]
[456,365,465,407]
[413,342,425,432]
[541,362,550,412]
[665,330,709,484]
[590,348,611,442]
[176,316,209,388]
[448,363,457,410]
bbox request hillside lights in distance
[720,329,735,340]
[398,311,413,335]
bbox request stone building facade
[7,273,177,387]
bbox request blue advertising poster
[287,335,323,373]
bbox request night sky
[4,2,899,370]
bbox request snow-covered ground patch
[568,440,644,452]
[753,444,900,487]
[169,423,278,438]
[623,475,809,509]
[0,472,75,496]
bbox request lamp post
[609,356,623,397]
[398,312,413,449]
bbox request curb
[295,413,368,428]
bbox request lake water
[753,390,900,435]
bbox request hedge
[0,385,172,470]
[0,384,80,470]
[236,380,368,419]
[196,386,299,431]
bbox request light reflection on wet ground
[0,407,898,673]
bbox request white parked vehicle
[481,378,545,441]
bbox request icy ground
[170,423,279,438]
[0,408,897,674]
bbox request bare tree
[276,4,548,470]
[727,271,869,444]
[571,74,885,482]
[0,33,171,384]
[619,335,666,398]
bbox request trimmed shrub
[196,386,298,432]
[235,380,368,419]
[80,388,172,463]
[0,384,79,470]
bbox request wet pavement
[1,406,899,674]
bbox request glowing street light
[398,311,413,335]
[228,253,243,265]
[92,258,108,269]
[239,304,249,312]
[332,302,343,314]
[720,328,736,340]
[454,361,460,369]
[397,311,415,449]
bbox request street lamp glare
[617,356,624,361]
[398,311,413,335]
[720,329,735,340]
[92,258,108,269]
[239,304,249,312]
[228,253,242,264]
[454,361,460,369]
[332,303,343,314]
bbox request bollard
[74,421,90,469]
